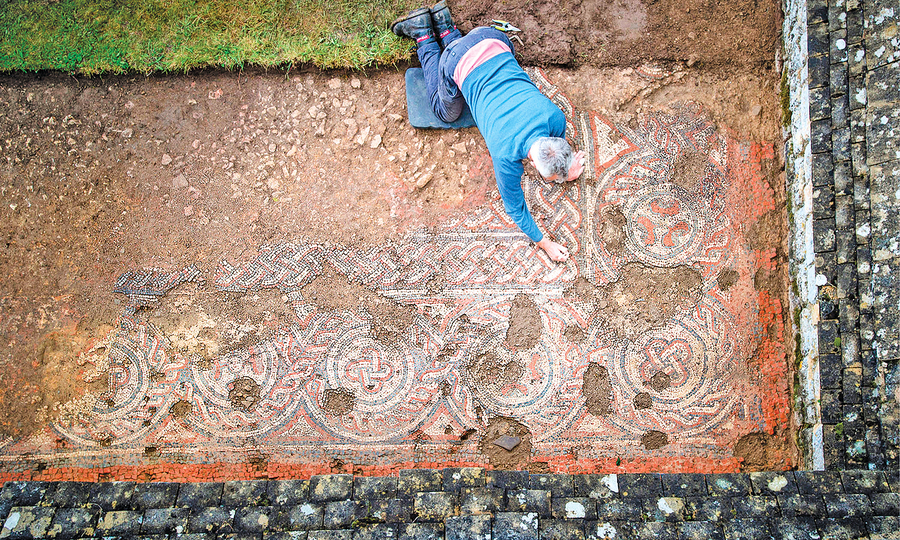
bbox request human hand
[537,237,570,262]
[567,150,586,181]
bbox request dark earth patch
[648,372,673,392]
[505,293,541,350]
[641,430,669,450]
[563,324,585,343]
[633,392,653,410]
[228,376,261,411]
[170,400,192,419]
[733,431,789,471]
[583,363,613,416]
[322,388,355,416]
[717,268,740,291]
[670,151,709,192]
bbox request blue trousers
[417,26,516,123]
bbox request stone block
[862,348,879,383]
[855,209,871,246]
[539,520,586,540]
[353,523,398,540]
[844,366,863,403]
[808,23,830,57]
[809,54,830,88]
[95,509,142,536]
[820,353,843,388]
[632,521,678,540]
[131,483,179,510]
[45,482,92,508]
[846,8,863,43]
[187,507,235,535]
[853,169,869,209]
[397,470,442,497]
[870,493,900,516]
[550,497,596,520]
[224,481,269,507]
[442,468,485,492]
[459,488,503,515]
[493,512,539,540]
[768,517,820,540]
[308,531,353,540]
[818,517,868,539]
[823,424,846,469]
[398,522,443,540]
[812,152,834,186]
[88,482,138,511]
[837,262,858,299]
[617,474,661,498]
[309,476,353,503]
[644,496,686,522]
[835,196,855,231]
[813,183,835,219]
[531,474,574,497]
[833,126,851,161]
[819,320,841,355]
[236,506,289,533]
[842,471,891,493]
[821,390,843,423]
[795,471,844,494]
[141,507,191,535]
[830,29,849,63]
[445,515,490,540]
[584,521,628,540]
[413,492,458,520]
[323,500,362,530]
[354,476,397,501]
[505,490,550,517]
[749,472,798,496]
[486,470,529,491]
[678,521,725,540]
[814,219,837,252]
[869,516,900,539]
[850,108,866,143]
[811,119,833,153]
[866,64,900,165]
[826,493,873,518]
[850,74,867,110]
[364,497,413,524]
[732,496,778,518]
[574,474,619,499]
[660,473,707,497]
[839,299,860,332]
[722,518,771,540]
[287,503,324,531]
[807,0,827,25]
[46,507,99,539]
[268,480,310,507]
[177,482,223,508]
[684,497,732,522]
[830,61,849,95]
[810,86,832,121]
[834,160,853,195]
[778,494,826,517]
[596,497,643,521]
[848,43,866,76]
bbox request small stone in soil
[492,435,522,451]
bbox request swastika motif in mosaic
[0,69,786,472]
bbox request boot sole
[390,7,433,36]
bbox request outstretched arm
[536,237,569,262]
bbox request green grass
[0,0,421,73]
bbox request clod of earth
[648,371,672,392]
[322,388,355,416]
[583,362,613,416]
[670,150,709,192]
[570,262,703,339]
[505,293,542,350]
[466,352,524,389]
[598,205,628,255]
[641,430,669,449]
[479,416,533,470]
[228,377,262,412]
[170,400,192,419]
[717,268,740,291]
[492,434,522,451]
[563,324,585,343]
[734,431,785,471]
[633,392,653,410]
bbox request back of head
[532,137,573,182]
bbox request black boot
[390,7,435,42]
[430,0,457,40]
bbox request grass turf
[0,0,422,73]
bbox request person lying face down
[392,2,586,262]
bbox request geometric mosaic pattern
[0,69,790,475]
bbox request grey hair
[531,137,573,182]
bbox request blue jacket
[460,52,566,242]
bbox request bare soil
[0,0,788,470]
